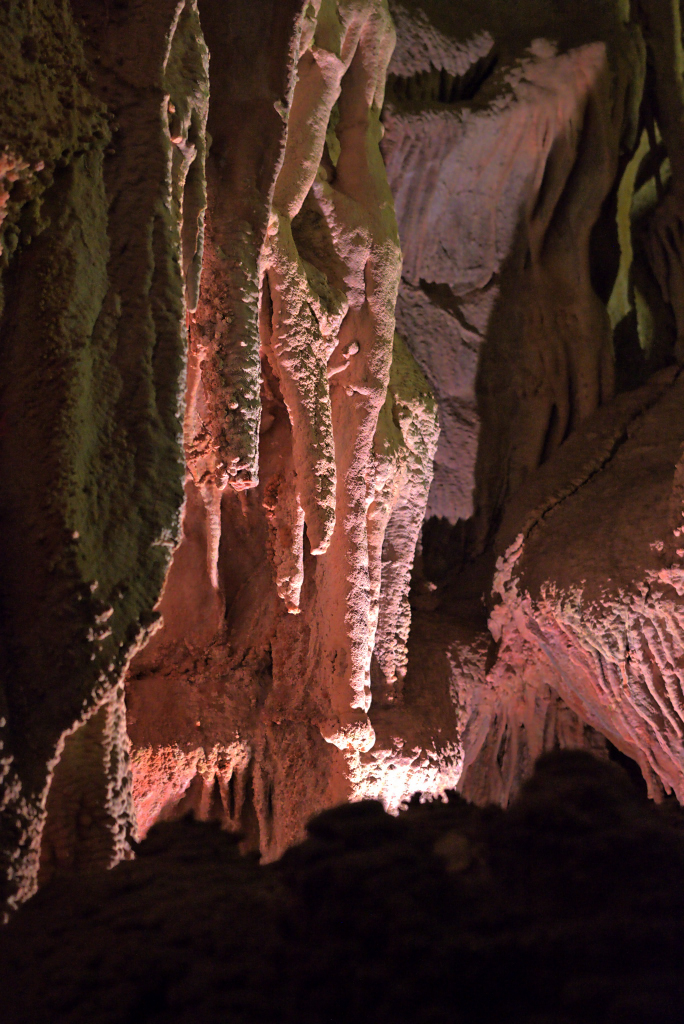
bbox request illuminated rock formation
[126,0,443,858]
[384,0,644,537]
[460,366,684,805]
[8,0,684,922]
[381,1,684,808]
[427,1,684,808]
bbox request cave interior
[2,0,684,1020]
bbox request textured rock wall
[0,0,208,912]
[384,0,644,539]
[7,0,684,916]
[379,1,684,809]
[460,366,684,804]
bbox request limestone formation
[384,0,644,538]
[0,0,209,911]
[378,0,684,809]
[459,366,684,805]
[8,0,684,933]
[125,0,442,862]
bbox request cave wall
[384,0,645,539]
[0,0,209,911]
[4,0,684,913]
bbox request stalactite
[369,332,439,700]
[125,0,445,857]
[13,0,684,911]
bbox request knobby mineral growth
[459,366,684,806]
[377,0,684,809]
[125,0,442,861]
[263,0,407,751]
[384,0,644,540]
[0,0,209,912]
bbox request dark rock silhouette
[2,750,684,1023]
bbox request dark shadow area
[3,750,684,1023]
[606,739,649,799]
[386,48,498,109]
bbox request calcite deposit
[126,0,444,860]
[460,366,684,805]
[7,0,684,926]
[384,0,644,535]
[378,0,684,811]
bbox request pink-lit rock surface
[8,0,684,917]
[384,0,644,533]
[126,0,448,859]
[460,367,684,804]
